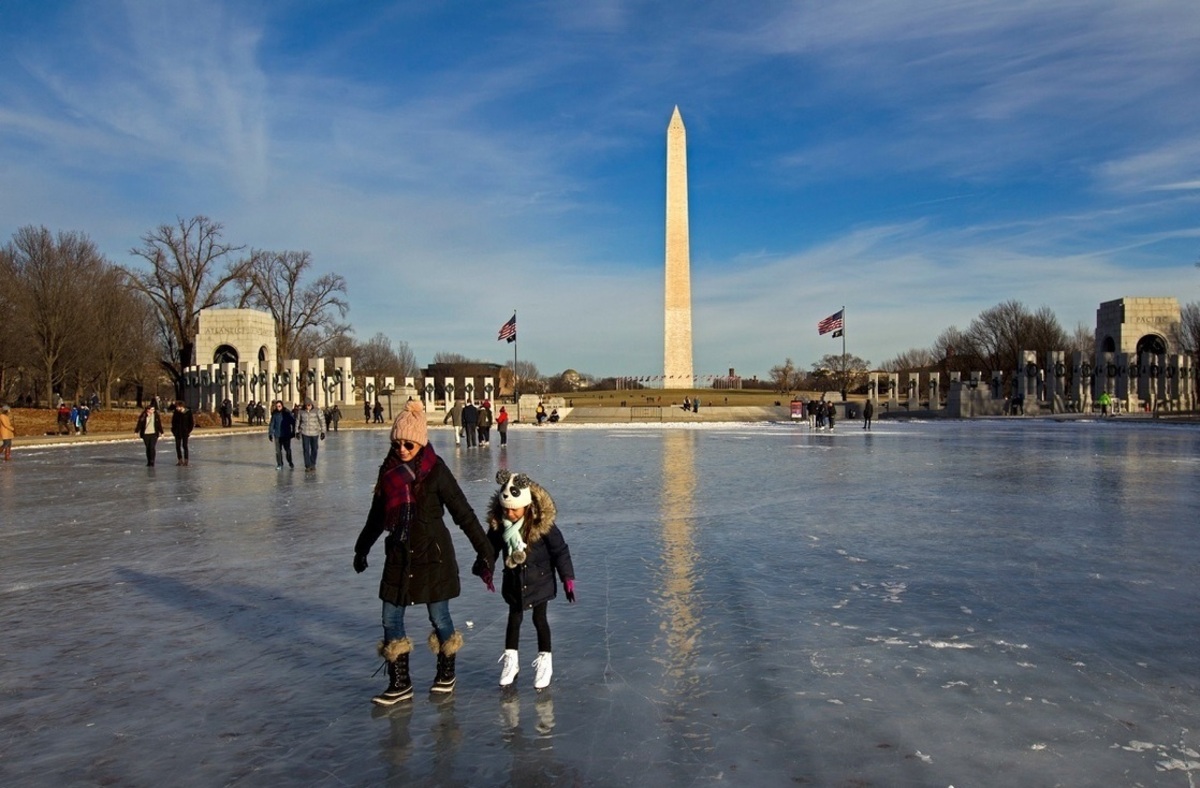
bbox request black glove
[353,554,368,573]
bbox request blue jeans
[301,435,319,468]
[382,600,454,643]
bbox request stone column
[1111,353,1131,412]
[887,373,900,410]
[307,358,324,409]
[335,357,354,407]
[285,359,300,405]
[1071,352,1090,412]
[364,377,376,412]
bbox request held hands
[353,553,368,574]
[564,578,576,603]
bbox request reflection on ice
[0,420,1198,785]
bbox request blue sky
[3,1,1198,381]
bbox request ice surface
[1,419,1198,786]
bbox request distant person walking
[443,399,464,446]
[0,405,14,462]
[477,401,492,446]
[135,404,163,466]
[268,400,296,469]
[373,400,385,424]
[296,399,325,472]
[863,400,873,431]
[462,401,479,448]
[171,400,195,466]
[496,406,509,447]
[364,400,372,423]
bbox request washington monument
[663,106,694,389]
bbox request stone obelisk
[663,106,694,389]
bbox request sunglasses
[400,441,419,451]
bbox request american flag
[817,309,844,336]
[497,315,517,343]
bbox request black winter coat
[355,455,494,606]
[483,480,575,610]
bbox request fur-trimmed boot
[373,638,413,706]
[428,630,463,694]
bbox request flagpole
[512,310,519,420]
[841,305,847,400]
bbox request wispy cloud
[1,0,1198,378]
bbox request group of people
[354,399,574,705]
[806,399,838,430]
[442,399,509,447]
[268,398,326,471]
[534,402,559,425]
[681,396,701,413]
[55,402,91,435]
[134,400,194,466]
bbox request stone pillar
[285,359,301,405]
[335,357,354,407]
[307,358,324,409]
[927,375,939,411]
[991,371,1003,401]
[868,373,879,403]
[887,373,900,410]
[1070,352,1089,412]
[364,377,376,411]
[1112,352,1132,412]
[483,376,496,405]
[443,377,455,410]
[905,375,918,410]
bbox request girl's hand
[564,578,576,603]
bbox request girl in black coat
[481,470,575,689]
[353,400,494,706]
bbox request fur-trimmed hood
[487,472,557,545]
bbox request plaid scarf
[376,443,439,539]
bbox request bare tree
[810,353,870,398]
[237,250,350,360]
[5,227,108,404]
[1176,302,1200,361]
[125,216,253,396]
[355,333,405,382]
[1067,322,1095,359]
[955,300,1065,375]
[768,358,802,393]
[881,347,935,372]
[91,271,158,407]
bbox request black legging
[505,601,551,652]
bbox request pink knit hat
[390,399,429,446]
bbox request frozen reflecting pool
[1,419,1198,786]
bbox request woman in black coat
[353,399,494,705]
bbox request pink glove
[482,569,495,593]
[564,578,576,603]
